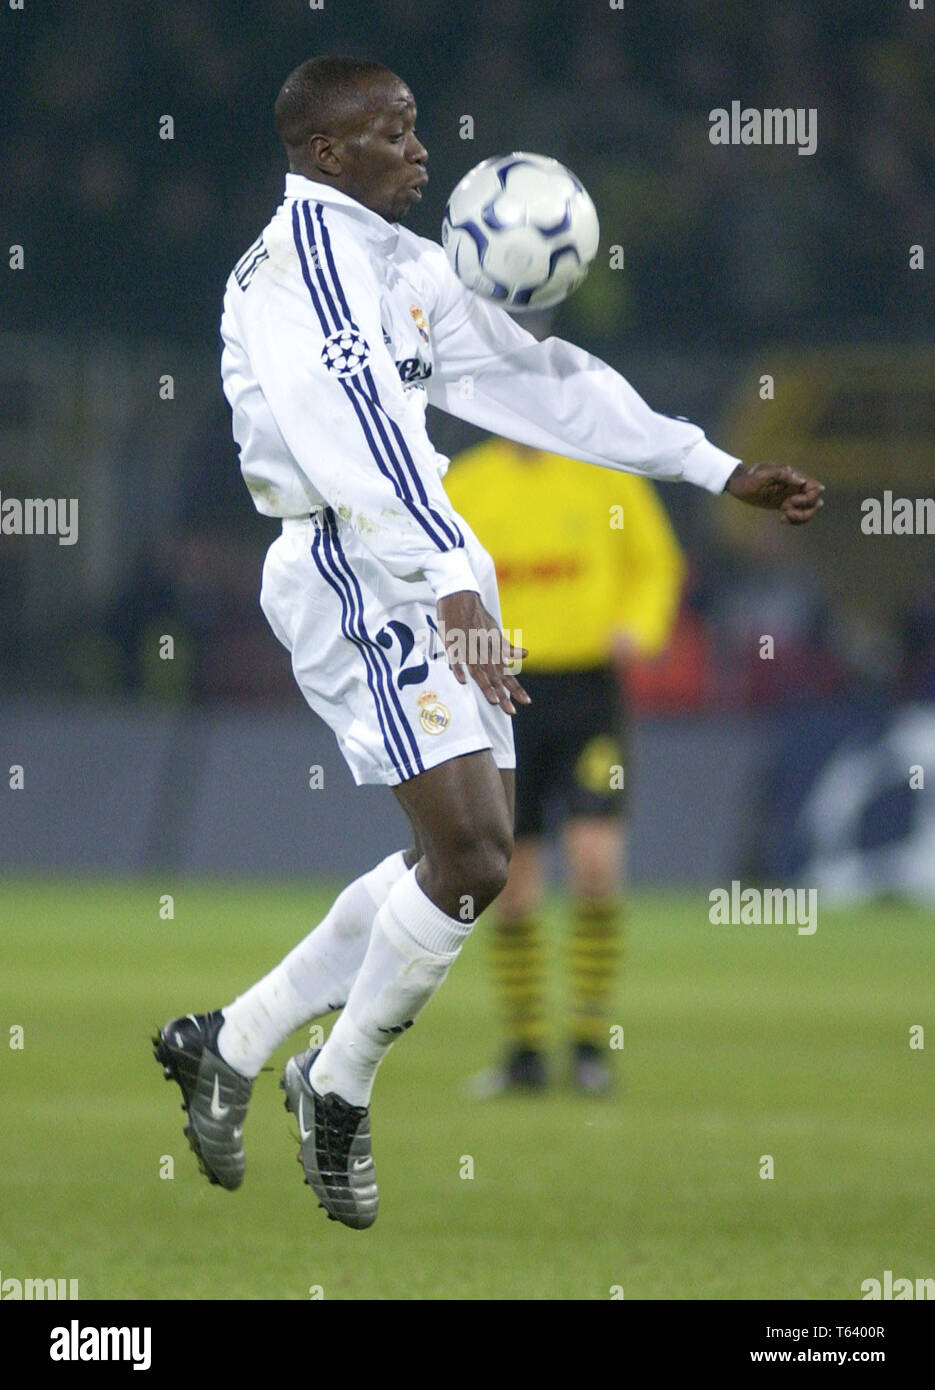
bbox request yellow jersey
[444,439,686,672]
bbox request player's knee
[425,821,512,918]
[457,826,512,914]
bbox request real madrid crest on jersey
[409,304,430,345]
[416,690,451,735]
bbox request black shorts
[511,666,629,837]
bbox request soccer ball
[441,152,600,313]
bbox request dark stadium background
[1,0,933,889]
[2,0,935,1317]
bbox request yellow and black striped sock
[567,899,624,1050]
[489,914,548,1053]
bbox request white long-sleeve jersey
[220,174,740,599]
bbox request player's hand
[436,591,530,715]
[725,462,825,525]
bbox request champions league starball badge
[321,328,371,378]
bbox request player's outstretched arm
[423,246,738,492]
[724,462,825,525]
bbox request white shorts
[259,508,516,786]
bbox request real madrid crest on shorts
[321,327,371,378]
[409,304,430,345]
[416,690,451,735]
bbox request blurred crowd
[5,0,932,347]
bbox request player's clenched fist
[725,462,825,525]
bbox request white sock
[216,851,408,1078]
[309,867,472,1106]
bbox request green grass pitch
[0,877,931,1300]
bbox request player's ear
[308,133,342,176]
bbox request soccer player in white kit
[153,56,824,1229]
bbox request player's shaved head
[274,54,428,223]
[275,56,396,160]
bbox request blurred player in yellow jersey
[444,438,686,1094]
